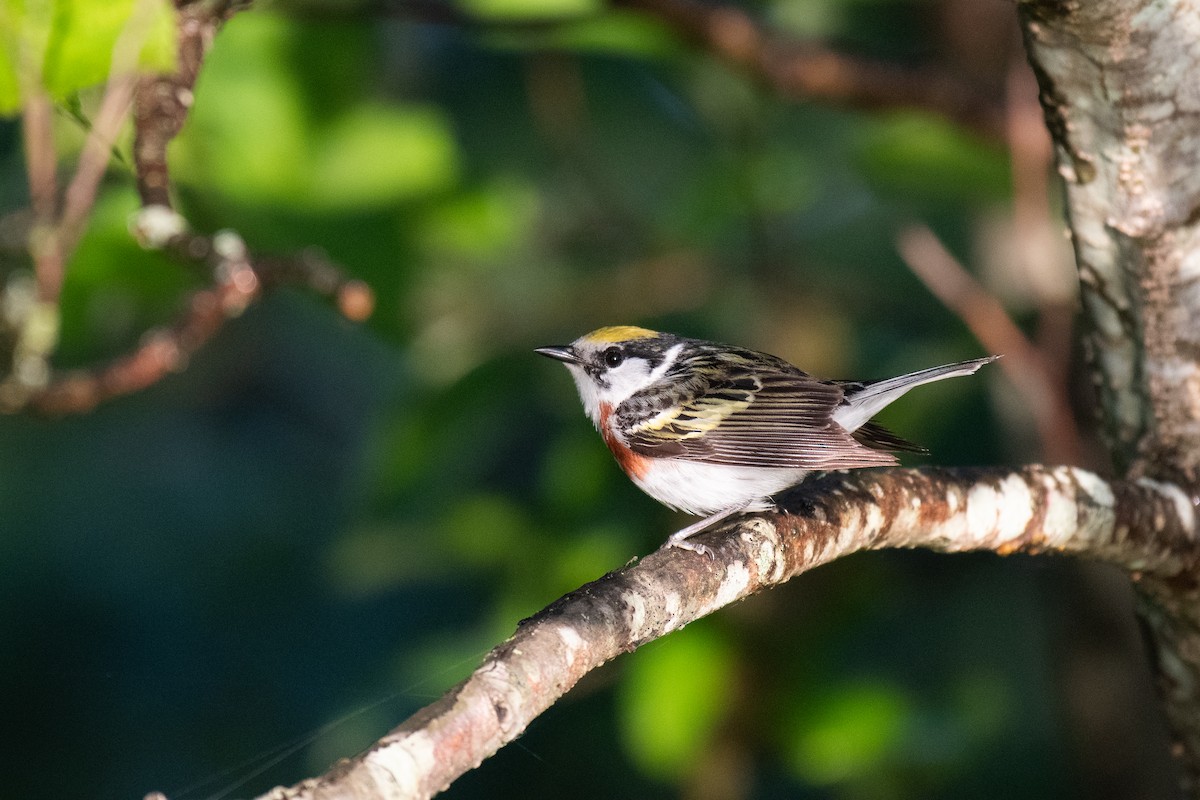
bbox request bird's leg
[666,501,753,558]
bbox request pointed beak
[535,345,583,365]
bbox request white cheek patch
[603,359,654,406]
[602,342,684,407]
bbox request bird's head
[536,326,684,424]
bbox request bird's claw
[667,537,715,559]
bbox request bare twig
[227,466,1195,800]
[897,224,1081,465]
[21,93,57,223]
[376,0,1005,138]
[21,92,65,302]
[57,75,137,262]
[611,0,1006,140]
[32,215,374,415]
[4,0,374,415]
[132,3,221,208]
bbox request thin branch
[231,465,1195,800]
[22,92,57,223]
[56,75,137,262]
[897,224,1082,465]
[21,92,65,302]
[5,0,374,415]
[610,0,1006,140]
[132,3,220,208]
[32,218,374,415]
[375,0,1005,139]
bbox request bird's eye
[603,347,624,368]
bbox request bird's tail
[833,356,999,433]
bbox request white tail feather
[832,356,998,433]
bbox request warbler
[537,326,996,556]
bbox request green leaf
[618,622,736,780]
[0,0,177,116]
[172,12,459,210]
[456,0,601,22]
[309,105,460,210]
[784,681,912,785]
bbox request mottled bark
[1019,0,1200,789]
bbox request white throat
[568,342,683,427]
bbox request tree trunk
[1020,0,1200,790]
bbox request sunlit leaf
[310,105,460,210]
[456,0,601,22]
[173,12,459,210]
[0,0,176,116]
[618,622,735,780]
[784,681,912,785]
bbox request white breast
[629,459,809,516]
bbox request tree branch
[610,0,1006,140]
[31,216,373,415]
[132,1,225,209]
[897,224,1081,464]
[1021,0,1200,487]
[377,0,1005,139]
[237,465,1195,800]
[4,0,374,415]
[1019,0,1200,786]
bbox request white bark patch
[705,561,751,613]
[740,519,785,583]
[661,591,683,634]
[622,591,647,639]
[1041,475,1080,547]
[365,737,430,797]
[996,474,1035,541]
[965,477,1033,548]
[1137,477,1198,537]
[964,483,1000,547]
[555,624,586,667]
[1074,467,1116,508]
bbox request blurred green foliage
[0,1,1178,799]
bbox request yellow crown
[581,325,661,344]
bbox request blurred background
[0,0,1182,798]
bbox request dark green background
[0,2,1178,798]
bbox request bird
[537,326,997,556]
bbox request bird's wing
[618,368,899,470]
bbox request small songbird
[537,326,996,556]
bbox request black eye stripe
[603,347,624,368]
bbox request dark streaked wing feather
[617,360,898,470]
[852,421,926,454]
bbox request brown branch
[376,0,1004,138]
[226,465,1195,800]
[22,93,58,223]
[21,92,65,302]
[57,75,137,263]
[611,0,1006,140]
[32,220,374,415]
[132,2,222,208]
[4,0,374,415]
[897,224,1082,465]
